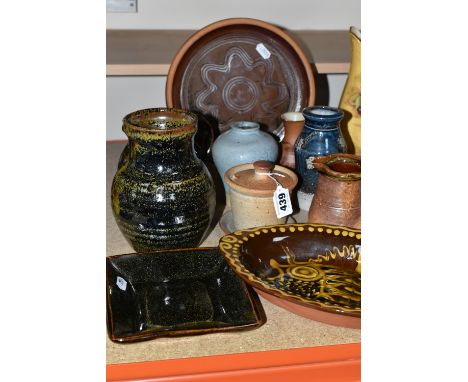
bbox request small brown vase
[308,153,361,229]
[279,112,305,169]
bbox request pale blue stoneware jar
[294,106,347,210]
[212,121,279,192]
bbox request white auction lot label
[116,276,127,291]
[256,43,271,59]
[273,185,293,218]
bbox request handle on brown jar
[313,154,361,181]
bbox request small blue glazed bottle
[294,106,347,210]
[212,121,279,193]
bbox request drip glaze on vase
[111,108,216,252]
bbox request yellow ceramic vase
[339,27,361,155]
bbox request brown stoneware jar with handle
[225,161,298,230]
[279,112,305,169]
[308,153,361,229]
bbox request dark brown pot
[308,153,361,229]
[111,108,216,252]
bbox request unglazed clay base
[297,190,313,211]
[257,289,360,329]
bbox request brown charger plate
[218,224,361,329]
[166,18,315,137]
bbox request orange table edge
[107,342,361,382]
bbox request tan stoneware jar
[279,112,305,169]
[225,161,298,230]
[308,153,361,229]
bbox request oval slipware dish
[111,108,216,252]
[218,223,361,328]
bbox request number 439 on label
[273,186,293,219]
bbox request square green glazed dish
[106,247,266,343]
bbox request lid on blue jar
[302,106,344,123]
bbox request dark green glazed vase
[111,108,216,252]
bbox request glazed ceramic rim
[122,107,197,136]
[230,121,260,131]
[218,223,361,317]
[281,112,305,122]
[166,17,315,108]
[225,162,298,197]
[313,153,361,181]
[302,106,344,123]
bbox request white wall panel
[106,0,358,139]
[107,0,360,30]
[106,76,167,140]
[106,74,347,140]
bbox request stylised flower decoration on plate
[167,19,315,135]
[195,46,289,128]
